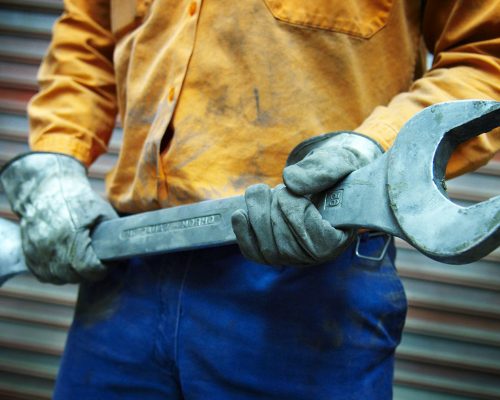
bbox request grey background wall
[0,1,499,399]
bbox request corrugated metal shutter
[0,1,120,398]
[393,162,500,400]
[0,1,498,399]
[0,2,72,399]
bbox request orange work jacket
[28,0,500,213]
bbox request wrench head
[0,217,28,286]
[388,100,500,264]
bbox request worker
[1,1,499,398]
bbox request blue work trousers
[54,234,407,399]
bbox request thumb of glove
[283,148,360,195]
[284,132,383,196]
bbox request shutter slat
[0,0,63,12]
[397,332,500,374]
[0,297,74,328]
[404,307,500,347]
[397,247,500,291]
[0,348,59,380]
[0,371,54,399]
[0,275,77,306]
[0,8,57,37]
[402,277,500,319]
[0,87,34,114]
[394,384,480,400]
[0,34,48,64]
[0,320,68,355]
[395,360,500,400]
[0,61,38,90]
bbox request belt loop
[355,232,392,262]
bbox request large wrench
[0,100,499,286]
[319,100,500,264]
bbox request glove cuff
[0,152,88,214]
[286,131,383,166]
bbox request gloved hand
[231,132,382,267]
[0,152,118,284]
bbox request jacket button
[189,2,197,16]
[189,1,198,16]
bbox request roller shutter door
[0,1,499,398]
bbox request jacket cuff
[354,105,406,151]
[30,134,96,167]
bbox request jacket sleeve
[355,0,500,178]
[28,0,117,167]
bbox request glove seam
[55,155,80,231]
[0,151,88,178]
[286,131,383,167]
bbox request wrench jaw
[388,100,500,264]
[398,196,500,265]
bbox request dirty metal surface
[319,100,500,264]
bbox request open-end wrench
[319,100,500,264]
[0,100,499,286]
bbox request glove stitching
[54,156,81,277]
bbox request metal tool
[0,217,26,286]
[319,100,500,264]
[0,100,499,285]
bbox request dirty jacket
[28,0,500,213]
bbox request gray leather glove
[0,153,118,284]
[231,132,382,267]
